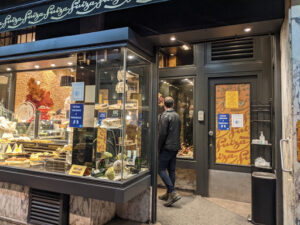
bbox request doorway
[208,76,257,202]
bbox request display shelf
[251,143,272,147]
[250,100,273,171]
[251,164,272,170]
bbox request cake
[6,157,30,168]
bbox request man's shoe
[164,192,181,207]
[159,192,169,201]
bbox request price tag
[69,165,87,176]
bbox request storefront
[0,0,285,224]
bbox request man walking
[158,96,181,207]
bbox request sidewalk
[107,189,251,225]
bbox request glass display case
[0,47,151,182]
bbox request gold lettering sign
[0,0,167,33]
[216,84,250,166]
[69,165,87,176]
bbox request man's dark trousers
[158,149,178,193]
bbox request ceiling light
[100,58,105,62]
[244,27,252,33]
[51,64,56,67]
[34,65,40,69]
[170,36,176,41]
[80,66,84,69]
[128,55,134,60]
[68,62,73,66]
[182,45,190,50]
[6,68,12,71]
[170,53,175,56]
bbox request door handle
[208,131,214,136]
[280,138,293,174]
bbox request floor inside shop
[106,188,251,225]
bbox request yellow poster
[225,91,239,109]
[97,128,107,153]
[216,84,250,166]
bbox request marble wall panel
[0,182,29,223]
[116,188,150,223]
[69,195,116,225]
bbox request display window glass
[159,78,194,159]
[0,47,150,182]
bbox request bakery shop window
[0,47,150,181]
[159,45,194,68]
[159,78,194,159]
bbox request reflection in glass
[159,78,194,159]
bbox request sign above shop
[0,0,168,33]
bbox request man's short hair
[164,97,174,108]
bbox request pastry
[30,153,42,161]
[108,104,121,110]
[102,152,113,159]
[5,145,12,153]
[125,103,137,109]
[117,70,134,81]
[113,160,126,173]
[13,144,23,154]
[101,118,121,128]
[115,82,128,93]
[6,157,30,167]
[105,167,115,180]
[95,104,108,110]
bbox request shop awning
[0,0,168,33]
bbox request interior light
[128,55,134,60]
[244,27,252,33]
[34,65,40,69]
[170,36,176,41]
[80,66,84,69]
[182,45,190,50]
[100,59,105,62]
[170,53,175,56]
[51,64,56,67]
[68,62,73,66]
[6,68,12,71]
